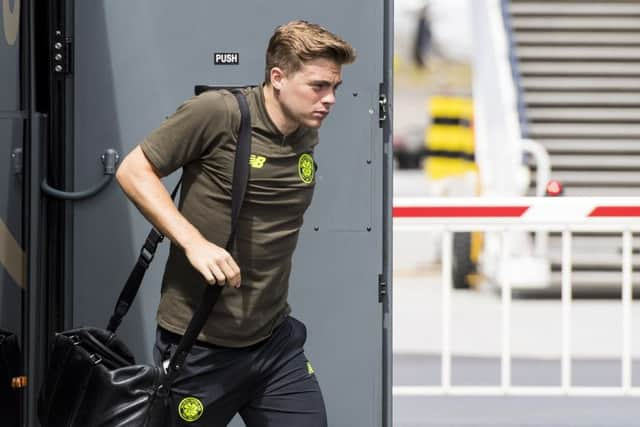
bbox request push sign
[214,52,239,65]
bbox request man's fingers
[225,259,241,288]
[219,261,241,288]
[197,263,216,285]
[208,264,227,286]
[202,271,216,284]
[191,247,241,287]
[205,260,241,287]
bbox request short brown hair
[264,20,356,84]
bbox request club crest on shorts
[298,153,314,184]
[178,396,204,422]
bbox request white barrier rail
[393,197,640,397]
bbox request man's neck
[262,84,298,136]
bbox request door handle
[41,149,120,200]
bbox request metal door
[69,2,392,426]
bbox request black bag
[0,328,22,427]
[37,88,252,427]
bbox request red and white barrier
[393,197,640,397]
[394,197,640,226]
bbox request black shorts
[154,316,327,427]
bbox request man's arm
[115,146,240,287]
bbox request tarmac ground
[393,271,640,426]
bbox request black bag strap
[106,184,181,332]
[164,89,251,381]
[106,88,251,355]
[194,85,250,96]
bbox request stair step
[531,186,640,197]
[512,16,640,30]
[524,92,640,106]
[517,46,640,60]
[527,123,640,137]
[529,154,640,169]
[526,107,640,121]
[515,31,640,46]
[547,253,640,268]
[532,170,640,185]
[548,232,631,242]
[510,2,640,16]
[550,271,640,287]
[530,138,640,153]
[519,62,640,76]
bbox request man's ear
[270,67,285,90]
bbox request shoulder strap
[106,89,251,347]
[164,89,250,379]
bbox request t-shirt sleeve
[140,91,234,176]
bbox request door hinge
[53,30,72,76]
[11,147,23,175]
[378,274,387,303]
[378,83,388,128]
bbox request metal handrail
[521,138,551,256]
[41,149,119,200]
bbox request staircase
[504,0,640,293]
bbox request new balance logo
[249,155,267,169]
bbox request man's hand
[184,237,241,288]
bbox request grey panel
[73,2,385,426]
[289,231,382,425]
[0,118,23,334]
[310,91,377,232]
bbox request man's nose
[322,91,336,106]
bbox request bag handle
[106,89,252,358]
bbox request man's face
[275,58,343,129]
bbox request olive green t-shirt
[140,86,318,347]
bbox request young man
[116,20,356,426]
